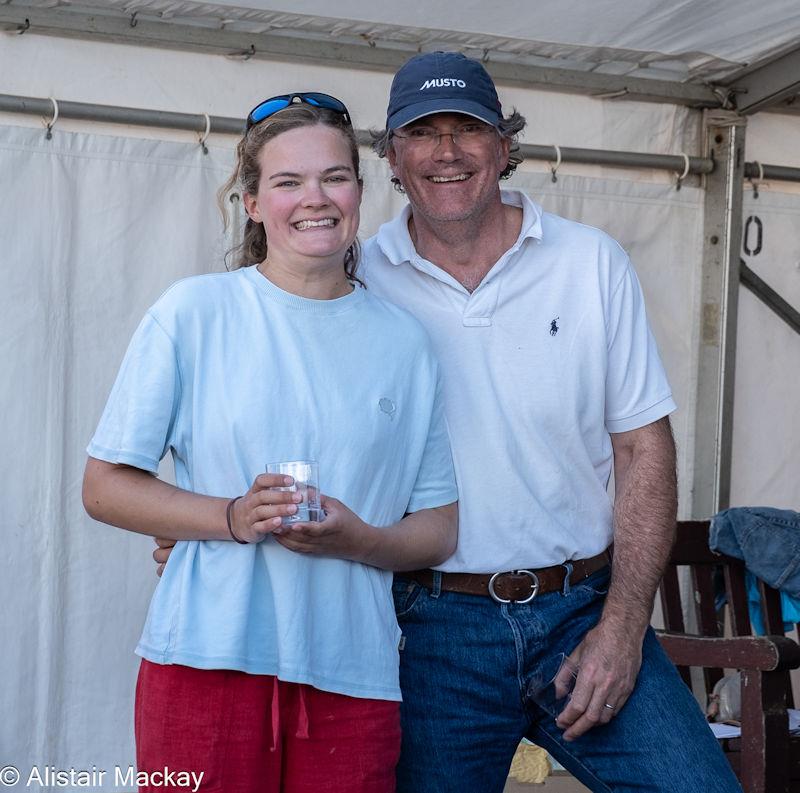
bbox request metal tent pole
[0,93,244,135]
[691,117,747,518]
[0,92,714,175]
[5,92,800,183]
[517,143,713,175]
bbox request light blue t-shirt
[88,265,457,701]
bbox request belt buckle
[488,570,540,604]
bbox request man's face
[387,113,511,226]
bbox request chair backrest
[659,520,794,706]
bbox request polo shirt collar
[374,190,544,267]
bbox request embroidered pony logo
[550,317,559,336]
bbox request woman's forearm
[360,502,458,571]
[82,457,230,540]
[90,459,461,564]
[272,498,458,570]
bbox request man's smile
[428,173,471,183]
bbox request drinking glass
[265,460,323,525]
[527,653,580,721]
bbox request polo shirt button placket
[462,279,498,327]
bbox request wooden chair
[657,520,800,793]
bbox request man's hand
[153,537,175,577]
[273,495,374,562]
[554,417,676,740]
[555,620,643,741]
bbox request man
[358,52,741,793]
[157,52,741,792]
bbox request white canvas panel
[0,31,701,187]
[0,32,396,139]
[731,190,800,507]
[748,113,800,171]
[200,0,799,67]
[55,0,800,82]
[746,112,800,198]
[0,124,232,788]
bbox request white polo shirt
[360,190,676,573]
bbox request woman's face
[244,124,362,269]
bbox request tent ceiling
[3,0,800,112]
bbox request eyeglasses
[246,93,352,130]
[392,122,496,150]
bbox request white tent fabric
[4,116,797,783]
[17,0,800,83]
[0,31,703,174]
[0,126,232,789]
[733,191,800,507]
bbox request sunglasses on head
[246,93,351,130]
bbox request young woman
[83,93,458,793]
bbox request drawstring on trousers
[270,677,311,752]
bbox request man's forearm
[602,416,677,636]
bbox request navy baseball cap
[386,51,502,129]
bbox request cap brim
[388,98,500,129]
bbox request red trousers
[134,660,400,793]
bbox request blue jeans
[392,566,742,793]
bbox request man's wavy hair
[369,109,526,192]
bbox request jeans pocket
[571,566,611,596]
[392,579,424,618]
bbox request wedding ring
[604,703,615,710]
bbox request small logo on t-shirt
[379,397,396,420]
[550,317,560,336]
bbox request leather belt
[400,550,611,604]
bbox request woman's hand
[275,498,458,570]
[83,460,308,545]
[228,473,305,544]
[273,495,375,562]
